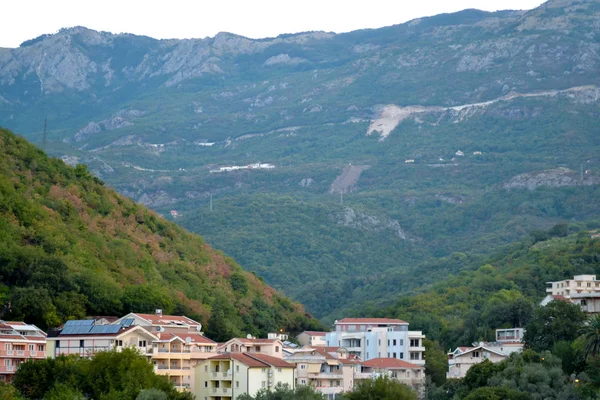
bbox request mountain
[1,0,600,320]
[0,128,320,339]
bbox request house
[194,352,294,400]
[0,321,46,383]
[218,337,284,358]
[325,318,425,364]
[115,311,217,392]
[46,319,158,359]
[297,331,327,347]
[359,358,425,396]
[496,328,525,344]
[285,346,363,399]
[542,275,600,314]
[152,331,218,392]
[447,346,507,379]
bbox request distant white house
[542,275,600,314]
[455,150,465,156]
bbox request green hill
[0,128,320,339]
[348,225,600,348]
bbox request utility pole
[581,163,584,182]
[340,190,343,205]
[209,193,213,212]
[42,117,47,151]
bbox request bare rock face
[264,54,307,66]
[68,109,145,143]
[334,207,407,240]
[503,168,600,190]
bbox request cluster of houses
[1,275,598,399]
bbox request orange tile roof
[336,318,408,324]
[158,332,216,344]
[207,353,271,368]
[304,331,327,336]
[246,353,294,368]
[362,358,423,369]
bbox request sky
[1,0,546,48]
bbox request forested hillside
[2,0,600,319]
[0,128,320,339]
[348,225,600,348]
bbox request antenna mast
[42,117,47,151]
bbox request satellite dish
[186,337,192,344]
[246,334,253,339]
[196,324,202,332]
[157,326,165,332]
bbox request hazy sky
[1,0,546,48]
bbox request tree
[463,387,532,400]
[460,359,504,396]
[237,384,323,400]
[0,382,23,400]
[424,339,448,386]
[578,314,600,361]
[136,389,169,400]
[342,376,417,400]
[523,301,587,352]
[44,384,86,400]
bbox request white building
[542,275,600,314]
[297,331,327,347]
[447,346,507,379]
[325,318,425,365]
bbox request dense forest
[0,128,320,339]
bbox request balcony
[308,372,343,380]
[210,371,232,380]
[211,387,232,396]
[354,372,373,380]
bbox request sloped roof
[304,331,327,336]
[157,332,216,344]
[336,318,408,324]
[246,353,294,368]
[207,352,291,368]
[362,358,423,369]
[131,313,200,326]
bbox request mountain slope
[1,0,600,319]
[0,128,320,339]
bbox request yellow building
[194,353,295,400]
[218,338,284,358]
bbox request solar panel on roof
[120,319,134,327]
[64,320,94,327]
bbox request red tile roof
[552,295,570,302]
[362,358,423,369]
[246,353,294,368]
[336,318,408,324]
[157,332,216,344]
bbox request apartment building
[194,352,295,400]
[543,275,600,314]
[0,321,46,383]
[325,318,425,364]
[447,345,507,379]
[359,358,425,396]
[116,311,217,392]
[297,331,327,347]
[46,319,158,358]
[218,337,284,358]
[285,347,358,399]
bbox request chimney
[155,309,163,316]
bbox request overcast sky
[1,0,546,48]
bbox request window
[588,282,592,287]
[80,340,84,348]
[335,380,340,387]
[116,340,123,347]
[262,368,266,373]
[204,365,208,372]
[236,365,240,372]
[300,364,306,370]
[578,282,582,287]
[400,352,404,359]
[301,379,306,385]
[410,352,420,360]
[393,352,397,358]
[410,339,419,347]
[262,381,266,388]
[393,339,397,346]
[29,344,34,351]
[204,382,208,388]
[255,346,261,352]
[387,352,390,357]
[38,345,44,352]
[400,339,403,346]
[139,340,146,347]
[56,341,60,348]
[4,344,10,350]
[387,340,390,346]
[367,340,369,346]
[473,351,480,358]
[378,339,381,345]
[236,381,239,388]
[275,346,280,352]
[277,368,282,373]
[582,300,588,306]
[378,352,381,357]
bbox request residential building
[46,319,158,358]
[325,318,425,364]
[115,311,217,392]
[194,352,295,400]
[495,328,525,343]
[285,347,357,399]
[0,321,46,383]
[297,331,327,347]
[543,275,600,314]
[359,358,425,396]
[218,338,284,358]
[447,346,507,379]
[545,275,600,297]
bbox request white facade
[546,275,600,297]
[325,319,425,365]
[447,346,507,379]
